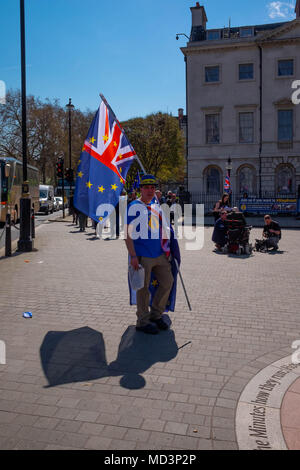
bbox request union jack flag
[224,173,231,193]
[74,96,137,223]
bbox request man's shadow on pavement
[40,322,178,390]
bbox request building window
[278,59,294,77]
[240,27,253,37]
[278,110,293,142]
[206,114,220,144]
[205,66,220,83]
[205,167,221,194]
[239,63,254,80]
[238,165,256,195]
[207,30,221,40]
[276,165,295,194]
[239,112,254,143]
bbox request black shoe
[136,323,159,335]
[270,246,278,252]
[151,318,169,330]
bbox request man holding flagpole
[125,174,176,335]
[74,95,181,333]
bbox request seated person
[212,211,228,251]
[213,193,231,221]
[263,215,281,251]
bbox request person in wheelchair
[212,210,228,251]
[225,207,252,255]
[262,215,281,251]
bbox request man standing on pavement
[124,175,174,335]
[263,215,281,251]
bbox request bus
[0,157,40,227]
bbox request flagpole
[134,155,146,175]
[99,93,146,175]
[174,259,192,311]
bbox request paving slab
[0,220,300,450]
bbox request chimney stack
[190,3,207,30]
[296,0,300,18]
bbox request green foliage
[122,112,185,185]
[0,89,95,185]
[0,91,186,187]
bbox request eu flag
[74,97,137,224]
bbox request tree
[0,89,95,185]
[122,112,185,185]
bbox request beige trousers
[136,254,174,327]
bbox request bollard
[5,213,11,257]
[31,207,35,239]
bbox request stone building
[180,1,300,204]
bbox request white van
[39,185,55,214]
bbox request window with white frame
[205,65,220,83]
[206,114,220,144]
[276,165,295,193]
[205,167,221,194]
[278,110,293,142]
[239,63,254,80]
[239,112,254,143]
[278,59,294,77]
[207,30,221,40]
[238,166,256,195]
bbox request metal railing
[190,192,297,214]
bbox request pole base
[17,197,33,252]
[17,239,33,252]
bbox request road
[0,209,68,251]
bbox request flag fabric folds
[224,173,231,193]
[74,98,136,224]
[128,198,181,312]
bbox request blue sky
[0,0,297,120]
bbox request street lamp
[17,0,32,252]
[65,98,74,214]
[226,157,233,205]
[176,33,189,40]
[176,33,190,193]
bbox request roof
[190,21,287,42]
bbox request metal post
[17,0,33,252]
[31,206,35,239]
[5,214,11,257]
[66,98,74,214]
[62,160,65,219]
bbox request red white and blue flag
[74,96,137,223]
[224,173,231,193]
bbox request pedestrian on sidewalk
[78,211,87,232]
[124,174,174,335]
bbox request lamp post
[176,33,189,193]
[226,157,233,205]
[66,98,74,214]
[17,0,32,252]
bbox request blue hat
[140,174,158,186]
